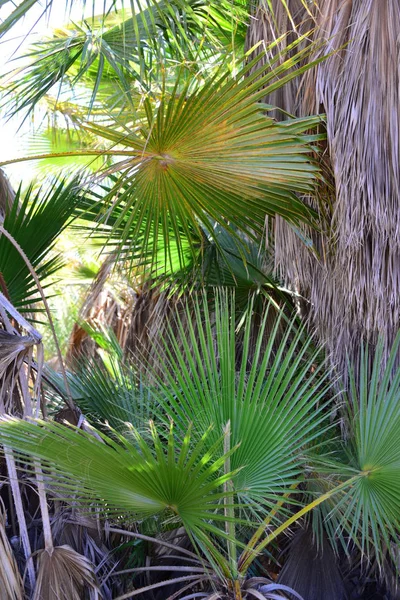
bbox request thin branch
[113,576,207,600]
[113,566,206,575]
[4,450,36,589]
[107,528,202,561]
[0,149,136,168]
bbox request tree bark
[248,0,400,376]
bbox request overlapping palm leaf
[178,224,285,300]
[156,224,294,321]
[0,178,82,314]
[138,292,334,516]
[331,334,400,563]
[17,127,108,178]
[295,333,400,566]
[73,174,195,270]
[2,0,248,118]
[0,416,238,542]
[74,58,323,267]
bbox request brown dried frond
[50,507,116,595]
[66,256,135,365]
[0,330,39,415]
[0,499,23,600]
[246,0,315,120]
[249,0,400,377]
[33,545,101,600]
[0,331,36,368]
[0,170,15,223]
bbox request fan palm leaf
[141,291,334,515]
[0,292,333,518]
[0,417,238,539]
[33,545,100,600]
[45,291,334,519]
[0,178,82,314]
[2,0,248,118]
[67,50,324,267]
[334,334,400,564]
[166,224,293,318]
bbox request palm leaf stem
[34,462,54,551]
[0,149,134,167]
[104,528,204,561]
[0,292,41,341]
[113,566,206,574]
[244,482,298,559]
[238,474,361,575]
[4,450,36,589]
[113,575,209,600]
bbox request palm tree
[0,0,324,362]
[246,0,400,375]
[0,3,330,597]
[2,293,400,598]
[2,2,400,599]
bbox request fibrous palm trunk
[249,0,400,375]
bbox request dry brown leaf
[0,500,23,600]
[249,0,400,375]
[33,545,101,600]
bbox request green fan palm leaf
[0,178,82,314]
[144,291,334,514]
[0,417,238,539]
[333,334,400,562]
[71,58,323,267]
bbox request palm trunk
[248,0,400,376]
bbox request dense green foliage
[0,1,399,599]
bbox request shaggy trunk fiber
[0,170,15,222]
[249,0,400,374]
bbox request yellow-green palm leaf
[78,58,322,265]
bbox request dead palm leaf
[0,170,15,224]
[33,545,101,600]
[0,499,23,600]
[249,0,400,375]
[245,0,314,120]
[0,331,37,414]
